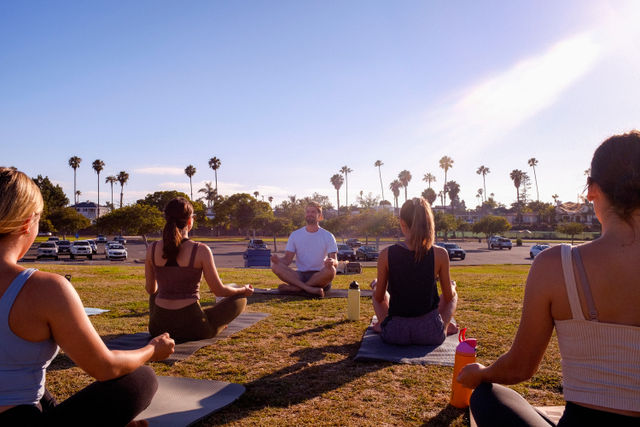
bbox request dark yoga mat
[106,312,269,362]
[253,287,373,298]
[354,317,457,366]
[135,376,245,427]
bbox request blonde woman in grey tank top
[458,132,640,426]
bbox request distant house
[504,211,539,226]
[555,202,596,225]
[72,201,110,223]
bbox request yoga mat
[135,376,245,427]
[470,406,564,427]
[85,307,109,316]
[253,287,373,299]
[106,312,269,362]
[354,317,457,366]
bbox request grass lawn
[38,264,563,426]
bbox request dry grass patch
[34,263,563,426]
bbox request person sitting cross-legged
[270,202,338,298]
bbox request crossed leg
[271,263,335,297]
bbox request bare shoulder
[433,245,448,260]
[526,245,565,291]
[23,271,78,307]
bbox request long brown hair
[400,197,435,262]
[589,130,640,224]
[162,197,193,261]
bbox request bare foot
[372,321,382,333]
[446,322,459,336]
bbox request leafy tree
[185,165,197,200]
[97,204,163,245]
[422,172,436,189]
[303,193,334,211]
[92,159,105,217]
[330,173,344,213]
[357,192,380,210]
[33,175,69,219]
[556,222,585,244]
[434,211,457,240]
[137,190,191,212]
[68,156,82,204]
[264,217,295,252]
[398,170,412,202]
[476,165,490,202]
[422,187,437,205]
[374,160,385,201]
[117,171,129,208]
[528,158,539,201]
[358,210,398,246]
[439,156,454,207]
[340,166,353,212]
[105,175,117,209]
[208,157,221,194]
[48,207,91,238]
[472,215,511,247]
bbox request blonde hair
[0,167,44,237]
[400,197,435,262]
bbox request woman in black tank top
[370,198,458,345]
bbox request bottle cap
[456,328,477,355]
[349,281,360,290]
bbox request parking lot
[22,238,543,268]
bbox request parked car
[56,240,71,254]
[38,232,52,236]
[530,244,551,259]
[106,241,120,249]
[37,242,58,260]
[436,242,466,260]
[87,240,98,254]
[489,236,512,250]
[355,245,379,261]
[96,235,107,243]
[106,243,128,260]
[247,239,268,249]
[346,238,363,248]
[337,244,355,261]
[70,240,93,260]
[47,236,60,244]
[114,236,127,245]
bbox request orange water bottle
[450,327,477,408]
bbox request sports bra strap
[571,246,599,321]
[560,244,585,320]
[188,242,199,268]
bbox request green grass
[38,264,563,426]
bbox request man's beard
[305,216,317,225]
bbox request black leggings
[0,366,157,427]
[470,383,640,427]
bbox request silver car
[70,240,93,260]
[37,242,59,260]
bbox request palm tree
[184,165,196,200]
[476,165,490,202]
[510,169,524,204]
[92,159,105,217]
[398,170,412,202]
[439,156,454,207]
[198,181,217,209]
[374,160,385,201]
[476,188,483,206]
[117,171,129,208]
[528,158,540,201]
[422,172,436,189]
[340,166,353,211]
[389,179,402,212]
[330,174,344,213]
[208,157,221,194]
[75,190,81,201]
[68,156,82,204]
[253,191,259,199]
[268,196,273,206]
[552,194,560,205]
[105,175,117,209]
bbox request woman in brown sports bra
[145,197,253,343]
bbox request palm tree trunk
[482,176,487,202]
[532,167,539,201]
[336,189,340,214]
[120,186,124,208]
[378,167,384,200]
[345,174,349,212]
[214,171,218,194]
[189,177,193,200]
[110,183,114,207]
[404,186,407,202]
[97,173,100,218]
[73,169,77,204]
[443,171,448,207]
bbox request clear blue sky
[2,1,639,208]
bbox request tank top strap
[560,244,585,320]
[1,269,37,319]
[571,246,599,321]
[188,242,199,268]
[151,242,158,267]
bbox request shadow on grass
[202,342,387,425]
[421,405,468,426]
[288,319,350,337]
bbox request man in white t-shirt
[271,202,338,297]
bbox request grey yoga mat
[354,317,458,366]
[105,312,269,362]
[85,307,109,316]
[135,376,245,427]
[253,287,373,298]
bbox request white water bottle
[347,281,360,320]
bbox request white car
[530,244,551,259]
[106,243,127,260]
[70,240,93,260]
[37,242,59,260]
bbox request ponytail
[162,197,193,261]
[400,197,435,262]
